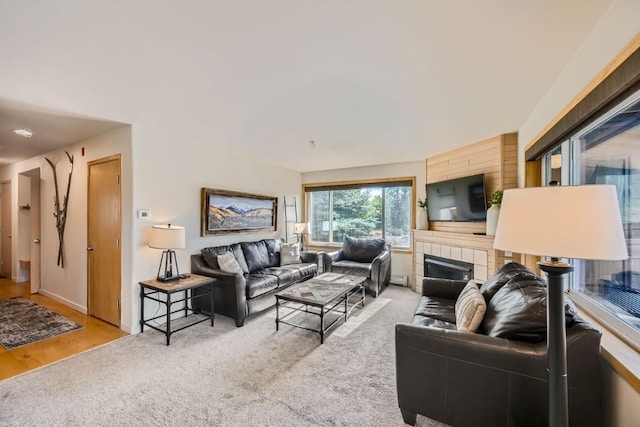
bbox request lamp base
[537,260,574,427]
[156,250,180,282]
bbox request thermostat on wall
[137,209,150,219]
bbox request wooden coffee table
[275,272,366,344]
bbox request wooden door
[87,155,121,326]
[30,169,41,293]
[1,181,12,279]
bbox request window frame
[539,88,640,350]
[302,176,416,250]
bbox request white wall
[0,126,132,314]
[517,1,640,424]
[302,160,426,282]
[130,123,304,333]
[518,0,640,186]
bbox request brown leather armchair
[395,264,602,427]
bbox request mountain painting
[201,188,277,235]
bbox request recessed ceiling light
[12,128,33,138]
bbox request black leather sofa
[191,239,319,327]
[322,236,391,297]
[395,262,602,427]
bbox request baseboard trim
[39,289,87,314]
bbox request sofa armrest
[421,277,468,299]
[191,254,248,326]
[191,256,240,281]
[301,251,320,265]
[321,249,344,273]
[371,248,392,289]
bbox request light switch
[137,209,150,219]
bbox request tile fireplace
[424,254,474,281]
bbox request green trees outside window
[308,183,411,248]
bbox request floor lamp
[493,185,627,427]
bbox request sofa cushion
[414,296,456,324]
[241,241,271,273]
[262,239,281,267]
[279,263,317,281]
[202,243,249,274]
[331,260,372,279]
[342,236,386,263]
[479,261,536,304]
[217,251,243,274]
[245,274,278,299]
[483,275,576,342]
[254,267,301,286]
[411,315,457,330]
[455,280,486,333]
[280,243,302,265]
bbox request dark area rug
[0,297,82,349]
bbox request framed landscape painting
[201,188,278,235]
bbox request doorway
[17,169,41,293]
[87,154,122,327]
[1,181,12,279]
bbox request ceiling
[0,1,614,172]
[0,98,125,166]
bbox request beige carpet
[0,285,447,427]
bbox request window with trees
[304,179,414,248]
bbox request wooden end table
[139,273,216,345]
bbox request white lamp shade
[148,224,185,250]
[493,185,628,260]
[293,222,310,234]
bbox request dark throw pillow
[482,275,576,342]
[479,261,536,304]
[342,236,386,263]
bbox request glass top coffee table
[275,272,366,344]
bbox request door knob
[87,246,94,251]
[33,238,40,244]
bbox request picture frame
[200,188,278,236]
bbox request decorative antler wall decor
[45,151,74,268]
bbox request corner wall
[0,126,132,314]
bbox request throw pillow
[217,251,243,274]
[280,243,302,266]
[479,261,536,304]
[482,275,576,342]
[455,280,487,333]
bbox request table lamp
[148,224,186,282]
[493,185,628,427]
[293,222,310,251]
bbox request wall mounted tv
[425,174,488,222]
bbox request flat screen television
[425,174,487,222]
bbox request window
[542,89,640,339]
[304,179,414,248]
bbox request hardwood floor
[0,279,127,381]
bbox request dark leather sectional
[191,239,319,327]
[396,262,603,427]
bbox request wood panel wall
[426,133,518,233]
